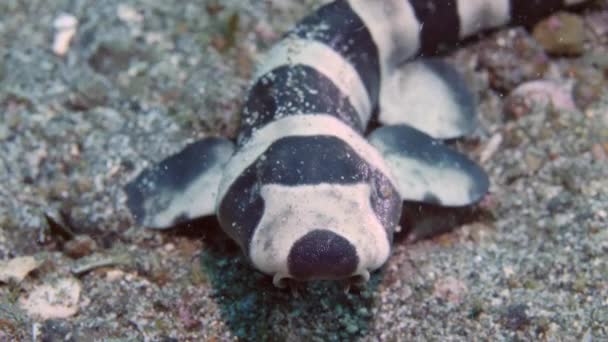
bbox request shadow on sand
[166,202,489,340]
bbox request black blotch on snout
[287,229,358,280]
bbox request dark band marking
[290,0,380,108]
[239,65,362,144]
[218,135,400,254]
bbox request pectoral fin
[124,138,234,228]
[368,125,488,206]
[378,59,477,139]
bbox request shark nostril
[287,229,359,280]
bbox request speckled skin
[125,0,590,286]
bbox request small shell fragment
[19,277,82,320]
[52,13,78,56]
[480,132,503,164]
[0,256,43,283]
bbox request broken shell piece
[19,277,82,320]
[52,13,78,56]
[480,132,503,164]
[0,256,43,283]
[433,276,468,304]
[117,4,143,23]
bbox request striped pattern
[242,0,585,140]
[125,0,590,283]
[292,1,381,109]
[251,38,371,127]
[219,115,397,203]
[218,117,402,279]
[239,64,363,144]
[222,0,589,280]
[239,0,379,144]
[235,0,587,189]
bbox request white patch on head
[378,61,466,138]
[255,37,371,125]
[217,115,397,204]
[249,183,391,278]
[371,139,476,206]
[348,0,421,69]
[456,0,510,38]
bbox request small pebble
[105,269,125,281]
[397,284,413,300]
[502,265,515,277]
[345,323,359,334]
[0,123,9,140]
[477,28,549,92]
[524,150,545,173]
[66,71,111,110]
[501,304,530,330]
[63,235,97,259]
[533,12,585,56]
[591,143,607,161]
[587,11,608,38]
[117,4,143,24]
[505,80,576,120]
[432,277,468,304]
[572,70,606,110]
